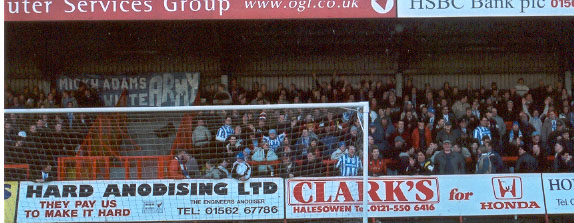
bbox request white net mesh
[5,103,368,222]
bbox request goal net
[4,102,369,222]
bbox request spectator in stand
[368,147,386,176]
[213,84,232,105]
[231,152,251,181]
[404,154,421,175]
[295,129,313,159]
[379,116,395,147]
[168,150,199,179]
[216,116,234,142]
[411,118,431,152]
[518,112,536,137]
[417,151,434,175]
[439,104,455,125]
[490,108,506,140]
[515,146,538,173]
[554,150,574,172]
[426,108,437,131]
[474,117,492,145]
[502,122,523,156]
[192,119,212,148]
[515,78,529,96]
[263,129,286,153]
[252,141,278,176]
[204,160,222,179]
[336,145,362,176]
[436,121,460,145]
[433,140,465,175]
[34,164,55,183]
[296,152,325,177]
[321,124,339,154]
[545,118,566,150]
[278,154,296,178]
[452,95,470,120]
[217,159,231,178]
[224,135,242,161]
[391,120,411,148]
[452,143,471,159]
[331,142,348,160]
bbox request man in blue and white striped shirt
[216,116,235,142]
[335,145,362,176]
[473,117,492,145]
[263,129,285,152]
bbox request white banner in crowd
[17,178,284,222]
[542,173,574,214]
[58,73,200,107]
[286,174,546,219]
[397,0,574,17]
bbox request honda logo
[492,177,522,200]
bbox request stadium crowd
[4,75,574,181]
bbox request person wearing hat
[502,121,524,156]
[515,146,539,173]
[231,152,251,181]
[433,140,466,175]
[263,129,286,153]
[426,107,437,131]
[330,142,348,160]
[436,120,460,146]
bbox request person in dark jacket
[433,140,465,174]
[515,146,539,173]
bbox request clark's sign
[58,73,199,107]
[397,0,574,17]
[17,178,285,222]
[286,174,545,219]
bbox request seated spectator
[216,116,234,142]
[192,119,212,148]
[515,146,539,173]
[295,129,314,158]
[416,151,434,175]
[168,150,199,179]
[296,152,325,177]
[335,145,362,176]
[554,150,574,172]
[224,135,242,160]
[217,159,231,178]
[204,160,222,179]
[390,120,411,148]
[231,152,251,181]
[278,154,296,178]
[331,142,348,160]
[398,147,416,175]
[368,147,386,176]
[404,155,421,175]
[433,140,465,174]
[252,142,278,176]
[34,164,55,183]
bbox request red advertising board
[5,0,397,21]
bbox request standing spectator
[295,129,313,158]
[192,119,212,148]
[541,111,560,145]
[216,116,234,142]
[440,106,456,124]
[231,152,252,181]
[331,142,348,160]
[433,140,465,174]
[368,147,386,176]
[335,145,362,176]
[502,122,523,155]
[224,135,242,161]
[436,121,460,145]
[411,118,431,151]
[515,78,530,96]
[515,146,538,173]
[473,117,492,145]
[262,129,286,153]
[490,108,506,139]
[252,142,278,176]
[213,84,232,105]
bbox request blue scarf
[509,130,522,142]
